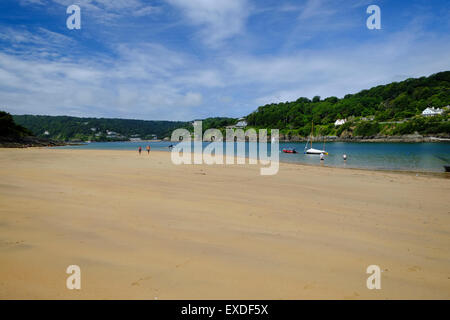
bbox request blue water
[57,141,450,172]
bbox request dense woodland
[179,117,237,132]
[12,115,189,141]
[0,111,66,147]
[0,111,32,138]
[246,71,450,137]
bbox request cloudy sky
[0,0,449,120]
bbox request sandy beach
[0,148,449,299]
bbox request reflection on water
[58,141,450,173]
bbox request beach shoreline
[0,148,449,299]
[52,145,450,176]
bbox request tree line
[245,71,450,137]
[12,115,190,141]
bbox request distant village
[43,127,159,142]
[332,105,448,127]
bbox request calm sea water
[58,141,450,173]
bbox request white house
[334,119,346,127]
[235,118,247,128]
[422,107,444,117]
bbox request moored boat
[304,121,328,155]
[283,148,297,154]
[305,148,328,155]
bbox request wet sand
[0,148,449,299]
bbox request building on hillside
[361,116,375,121]
[235,118,247,128]
[422,107,444,117]
[106,130,125,139]
[225,118,248,129]
[334,119,346,127]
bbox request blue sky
[0,0,449,120]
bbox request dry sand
[0,148,449,299]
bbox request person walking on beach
[146,145,151,154]
[138,146,142,155]
[320,152,325,161]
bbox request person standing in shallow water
[138,146,142,155]
[146,145,150,155]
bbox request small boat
[305,148,328,155]
[304,121,328,155]
[283,148,298,154]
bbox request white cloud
[224,28,450,107]
[298,0,333,21]
[19,0,46,5]
[0,26,74,49]
[0,31,217,120]
[166,0,250,46]
[182,92,203,107]
[34,0,163,24]
[133,6,161,17]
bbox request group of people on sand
[138,144,175,155]
[138,145,151,155]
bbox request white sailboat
[304,122,328,155]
